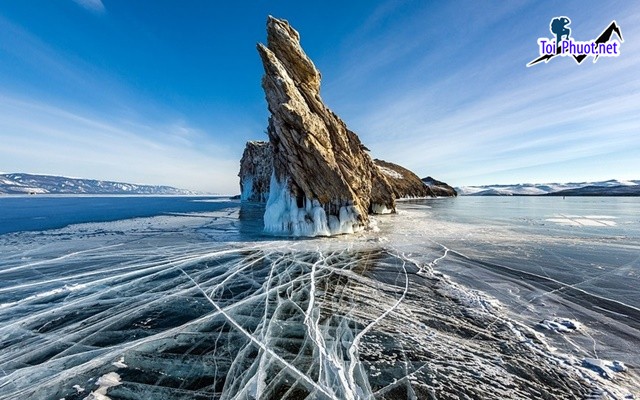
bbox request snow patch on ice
[436,279,501,314]
[367,218,380,233]
[112,356,127,369]
[538,317,580,333]
[582,358,627,378]
[83,372,121,400]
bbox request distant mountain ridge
[0,173,195,195]
[456,179,640,196]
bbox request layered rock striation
[241,16,455,236]
[374,159,435,199]
[238,143,447,206]
[256,16,397,235]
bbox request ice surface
[582,358,627,378]
[546,215,618,226]
[0,197,638,399]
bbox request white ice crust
[371,204,392,214]
[83,372,121,400]
[538,317,580,333]
[263,173,362,236]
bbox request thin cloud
[0,95,239,194]
[322,2,640,186]
[71,0,106,14]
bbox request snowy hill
[456,179,640,196]
[0,173,195,195]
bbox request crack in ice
[178,266,338,400]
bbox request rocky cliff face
[374,159,435,199]
[238,141,272,202]
[422,176,458,197]
[256,16,397,235]
[237,145,457,205]
[244,16,455,236]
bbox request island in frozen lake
[0,15,638,400]
[240,16,455,237]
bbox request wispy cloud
[71,0,105,14]
[322,2,640,185]
[0,13,248,193]
[0,95,239,193]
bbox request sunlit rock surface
[239,141,272,202]
[257,16,396,236]
[238,148,457,206]
[374,159,435,199]
[422,176,457,197]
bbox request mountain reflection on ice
[0,200,638,399]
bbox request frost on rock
[422,176,458,197]
[377,165,403,180]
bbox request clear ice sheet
[0,198,639,399]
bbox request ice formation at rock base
[263,173,362,236]
[248,16,448,237]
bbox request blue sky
[0,1,637,193]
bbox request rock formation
[256,16,397,236]
[238,141,272,202]
[241,16,455,236]
[238,144,452,204]
[374,159,435,199]
[422,176,458,197]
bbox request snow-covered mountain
[456,179,640,196]
[0,173,195,195]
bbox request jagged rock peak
[265,16,320,93]
[257,16,396,236]
[238,141,272,203]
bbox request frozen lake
[0,196,638,399]
[0,195,237,234]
